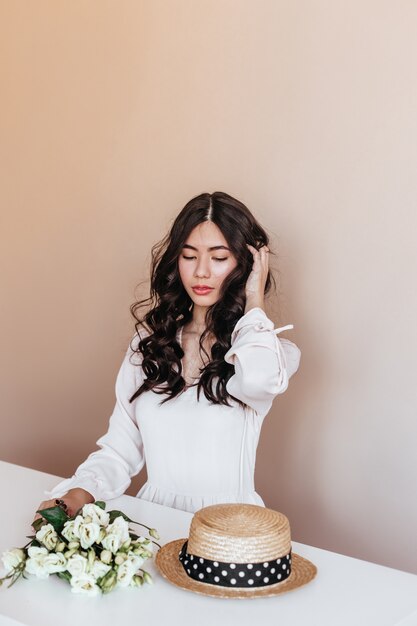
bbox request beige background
[1,1,416,574]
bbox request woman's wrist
[244,296,265,314]
[66,488,95,504]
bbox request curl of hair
[128,191,276,407]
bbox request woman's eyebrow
[182,244,230,252]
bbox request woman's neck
[186,304,207,333]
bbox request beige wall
[1,1,416,574]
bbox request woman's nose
[194,257,210,278]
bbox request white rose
[78,522,101,549]
[66,554,88,577]
[2,548,26,573]
[36,524,58,551]
[89,559,111,580]
[43,553,67,574]
[81,503,110,527]
[62,517,83,542]
[116,554,143,588]
[70,573,100,596]
[25,547,49,579]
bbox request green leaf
[129,532,140,540]
[37,506,69,533]
[108,510,134,524]
[107,511,154,534]
[94,501,106,510]
[56,571,72,583]
[32,518,46,533]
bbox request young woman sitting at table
[33,191,301,525]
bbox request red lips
[192,285,214,295]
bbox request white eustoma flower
[27,546,48,558]
[1,548,26,573]
[36,524,58,551]
[130,553,144,568]
[70,573,100,596]
[66,554,88,577]
[72,515,85,537]
[116,560,137,588]
[24,546,49,579]
[90,559,111,580]
[100,550,112,564]
[110,517,130,540]
[62,516,83,542]
[101,516,130,554]
[81,503,110,527]
[78,521,101,549]
[148,528,160,540]
[116,554,143,588]
[43,553,67,574]
[101,533,122,555]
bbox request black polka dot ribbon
[178,541,292,588]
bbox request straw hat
[155,503,317,599]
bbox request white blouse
[45,307,301,513]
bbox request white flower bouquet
[0,501,160,596]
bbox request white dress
[45,307,301,513]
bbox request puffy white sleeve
[44,340,145,501]
[224,307,301,417]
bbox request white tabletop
[0,461,417,626]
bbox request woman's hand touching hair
[32,488,95,530]
[128,191,275,407]
[244,243,270,313]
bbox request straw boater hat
[155,503,317,599]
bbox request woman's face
[178,221,238,308]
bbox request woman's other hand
[245,244,269,313]
[32,488,95,529]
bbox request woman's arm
[224,307,301,417]
[43,340,145,502]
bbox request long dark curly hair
[128,191,275,406]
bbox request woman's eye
[181,255,228,262]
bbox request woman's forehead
[184,222,229,249]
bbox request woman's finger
[247,243,269,254]
[32,499,56,528]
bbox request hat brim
[155,539,317,599]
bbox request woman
[33,191,301,523]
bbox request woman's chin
[189,292,218,308]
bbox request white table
[0,461,416,626]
